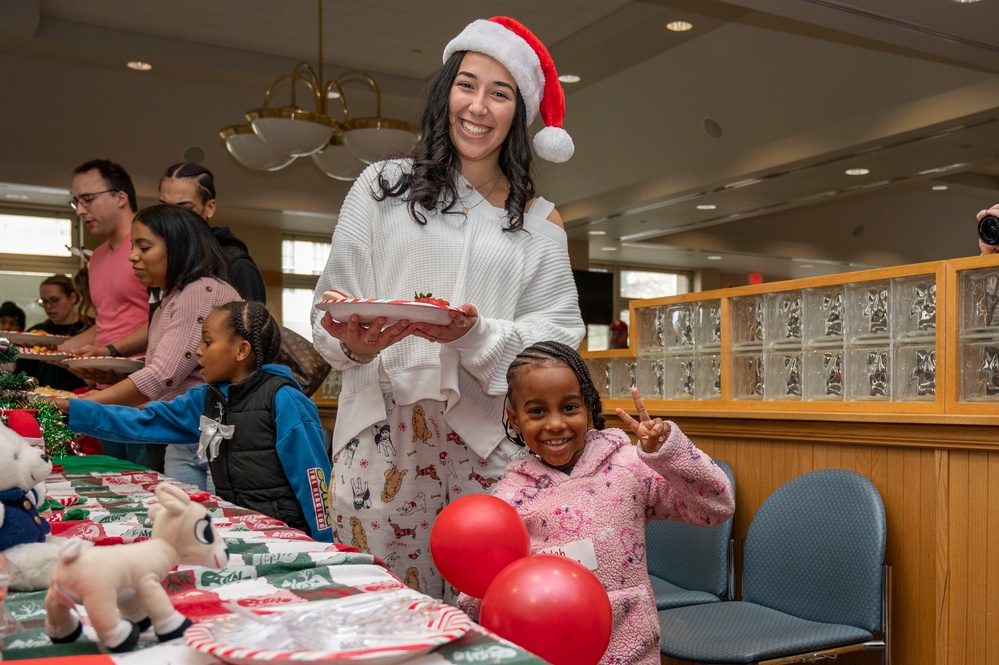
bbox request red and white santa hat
[5,410,44,449]
[444,16,574,163]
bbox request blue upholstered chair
[658,468,890,664]
[646,459,735,610]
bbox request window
[585,265,691,350]
[0,211,82,329]
[282,238,331,276]
[2,214,75,257]
[280,237,332,339]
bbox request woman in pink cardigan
[458,341,734,665]
[70,205,240,490]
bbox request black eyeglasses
[69,189,117,210]
[37,297,65,306]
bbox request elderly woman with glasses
[15,275,91,391]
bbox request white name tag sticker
[538,538,598,571]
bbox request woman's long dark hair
[133,204,231,296]
[376,50,536,231]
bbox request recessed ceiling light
[932,185,948,191]
[798,264,814,269]
[706,255,722,261]
[696,204,717,210]
[845,168,870,176]
[666,21,693,31]
[559,74,580,83]
[127,61,152,71]
[601,246,618,251]
[952,0,980,3]
[588,229,607,235]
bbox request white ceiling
[3,0,999,281]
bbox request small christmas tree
[0,336,76,457]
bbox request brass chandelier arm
[323,81,349,123]
[261,63,323,113]
[329,70,384,120]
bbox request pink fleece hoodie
[459,425,734,665]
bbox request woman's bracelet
[340,340,378,364]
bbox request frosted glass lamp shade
[311,135,366,181]
[220,125,296,171]
[342,118,419,164]
[247,108,335,157]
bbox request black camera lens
[979,214,999,246]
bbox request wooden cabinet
[587,256,999,424]
[582,256,999,665]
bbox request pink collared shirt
[88,234,149,345]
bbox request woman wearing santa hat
[312,17,584,599]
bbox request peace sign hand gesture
[615,387,672,454]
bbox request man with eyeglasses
[60,159,150,466]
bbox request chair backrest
[645,459,735,598]
[742,468,886,633]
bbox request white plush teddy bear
[0,416,63,591]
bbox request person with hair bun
[50,300,331,541]
[159,162,266,303]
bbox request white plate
[64,356,145,374]
[184,591,472,665]
[315,298,457,326]
[1,331,69,347]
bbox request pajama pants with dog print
[330,394,521,601]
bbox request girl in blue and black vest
[53,301,332,541]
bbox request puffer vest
[204,371,308,533]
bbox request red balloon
[479,555,612,665]
[429,494,530,598]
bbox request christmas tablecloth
[1,462,545,664]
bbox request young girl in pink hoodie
[458,340,734,665]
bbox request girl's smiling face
[506,363,589,470]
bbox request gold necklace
[461,174,503,215]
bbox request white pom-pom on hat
[444,16,574,162]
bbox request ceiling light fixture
[706,255,722,260]
[696,204,717,210]
[666,21,693,31]
[601,246,618,251]
[127,61,152,71]
[845,168,870,176]
[220,0,418,180]
[559,74,580,83]
[588,229,607,235]
[932,185,948,191]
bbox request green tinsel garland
[0,335,78,457]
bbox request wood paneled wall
[602,415,999,665]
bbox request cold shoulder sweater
[311,160,584,459]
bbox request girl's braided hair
[502,340,605,446]
[214,301,282,371]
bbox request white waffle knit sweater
[312,160,584,459]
